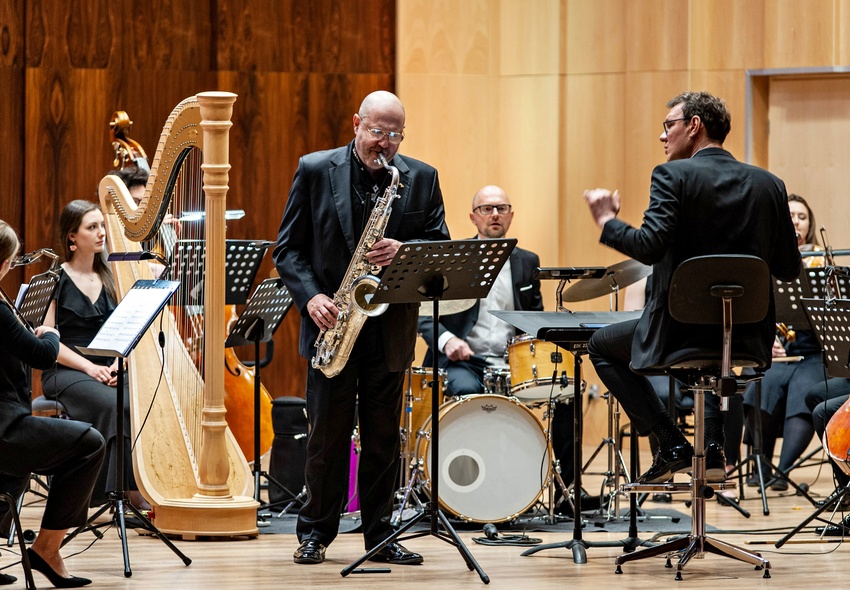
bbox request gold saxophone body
[312,153,401,377]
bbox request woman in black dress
[0,219,105,588]
[40,200,149,511]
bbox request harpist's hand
[85,362,114,386]
[34,325,58,338]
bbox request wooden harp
[98,92,258,538]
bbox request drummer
[418,185,579,514]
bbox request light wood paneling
[690,0,766,70]
[688,69,749,159]
[841,0,850,64]
[768,76,850,249]
[624,0,689,72]
[397,0,492,75]
[500,0,561,75]
[764,0,835,68]
[565,0,626,74]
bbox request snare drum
[401,367,446,455]
[507,334,577,401]
[415,394,551,523]
[483,367,511,396]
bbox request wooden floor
[4,446,850,590]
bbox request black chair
[1,492,36,588]
[616,255,772,580]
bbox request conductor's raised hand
[584,188,620,228]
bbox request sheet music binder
[77,279,180,358]
[171,239,268,306]
[18,269,60,327]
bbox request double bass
[107,110,275,464]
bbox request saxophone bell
[351,274,388,316]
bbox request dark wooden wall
[0,0,396,399]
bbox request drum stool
[617,255,772,580]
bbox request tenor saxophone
[311,153,401,377]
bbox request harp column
[196,91,238,497]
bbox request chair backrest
[669,255,770,326]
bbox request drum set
[395,334,583,524]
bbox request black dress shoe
[705,443,727,483]
[368,542,424,565]
[637,442,694,484]
[815,513,850,536]
[293,539,326,564]
[0,573,16,586]
[25,548,92,588]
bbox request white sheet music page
[81,280,179,358]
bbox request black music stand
[776,297,850,547]
[66,279,191,577]
[224,278,297,512]
[490,310,649,563]
[18,269,61,327]
[340,238,518,584]
[170,239,267,306]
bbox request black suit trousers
[588,319,721,436]
[296,321,404,549]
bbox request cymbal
[417,298,477,317]
[562,258,652,302]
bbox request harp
[98,92,258,538]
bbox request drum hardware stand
[342,238,518,583]
[224,278,299,515]
[776,296,850,547]
[67,279,191,577]
[580,390,630,522]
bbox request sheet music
[81,280,180,358]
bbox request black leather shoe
[293,539,326,564]
[637,442,694,484]
[815,513,850,536]
[368,542,424,565]
[0,573,16,586]
[705,443,727,483]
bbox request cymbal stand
[392,369,425,525]
[580,391,629,521]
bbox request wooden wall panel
[764,0,835,68]
[690,0,765,70]
[624,0,689,72]
[565,0,626,74]
[499,0,560,75]
[2,0,396,401]
[841,0,850,64]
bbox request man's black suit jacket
[274,142,450,372]
[419,243,543,368]
[599,147,801,371]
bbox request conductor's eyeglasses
[662,117,688,134]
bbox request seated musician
[742,194,826,490]
[584,91,800,484]
[418,185,578,513]
[0,219,105,588]
[40,200,150,512]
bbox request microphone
[482,523,499,540]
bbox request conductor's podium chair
[617,255,772,580]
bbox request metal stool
[616,254,773,580]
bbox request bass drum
[415,394,551,523]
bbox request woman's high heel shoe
[25,548,91,588]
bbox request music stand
[170,239,267,307]
[727,268,818,511]
[490,310,649,563]
[776,297,850,547]
[65,279,191,577]
[340,238,518,583]
[18,269,60,327]
[224,278,297,512]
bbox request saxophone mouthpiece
[375,153,389,168]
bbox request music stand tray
[71,279,191,576]
[225,278,297,511]
[775,297,850,547]
[341,238,518,584]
